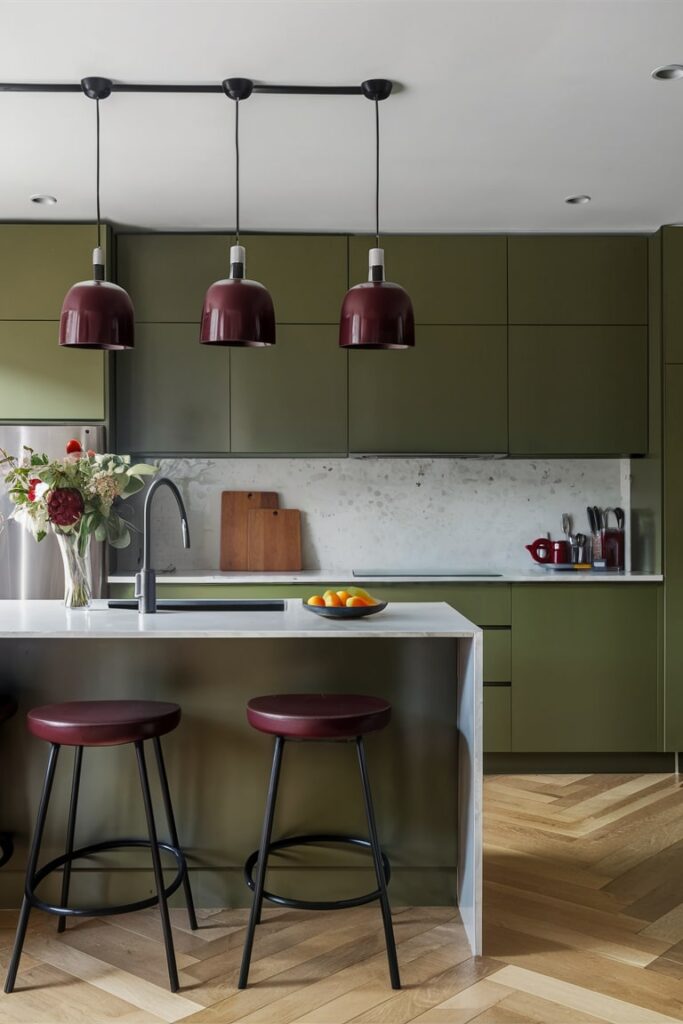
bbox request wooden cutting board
[247,509,302,572]
[220,491,278,571]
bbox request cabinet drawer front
[509,325,648,455]
[115,323,229,453]
[508,235,647,325]
[0,225,104,321]
[349,326,507,454]
[484,687,511,753]
[0,321,104,421]
[484,629,511,682]
[349,235,507,325]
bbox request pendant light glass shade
[60,79,134,350]
[200,80,275,347]
[200,245,275,346]
[339,85,414,349]
[339,247,414,349]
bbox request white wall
[114,457,629,574]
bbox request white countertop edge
[109,571,664,585]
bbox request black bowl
[303,600,388,620]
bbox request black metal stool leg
[5,743,60,994]
[135,740,179,993]
[238,735,285,990]
[153,736,198,931]
[356,737,401,990]
[57,745,83,933]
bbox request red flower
[47,488,84,527]
[27,478,42,502]
[66,439,82,455]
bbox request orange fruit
[336,590,351,604]
[307,595,325,606]
[324,592,343,607]
[346,596,370,607]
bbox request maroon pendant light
[340,80,414,349]
[200,78,275,347]
[60,77,134,350]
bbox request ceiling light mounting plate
[361,79,393,102]
[223,78,254,101]
[81,77,113,101]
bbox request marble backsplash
[113,457,630,575]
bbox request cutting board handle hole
[273,510,278,516]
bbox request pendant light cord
[235,98,240,244]
[95,98,101,249]
[375,98,380,248]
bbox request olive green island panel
[0,321,104,421]
[115,324,230,453]
[663,226,683,363]
[348,235,507,325]
[0,224,106,321]
[117,233,346,325]
[509,325,648,455]
[508,235,648,325]
[511,585,660,752]
[349,326,508,454]
[230,325,347,453]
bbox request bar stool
[4,700,197,994]
[0,696,18,868]
[239,693,400,990]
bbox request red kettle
[525,538,552,564]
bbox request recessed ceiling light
[30,194,57,205]
[652,64,683,80]
[565,194,591,205]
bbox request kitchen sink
[108,599,286,612]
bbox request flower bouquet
[0,439,157,608]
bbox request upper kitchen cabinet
[663,226,683,363]
[115,323,229,454]
[230,325,347,454]
[117,233,347,324]
[0,224,108,321]
[348,235,507,324]
[508,325,648,455]
[0,321,104,420]
[349,326,507,454]
[508,235,648,325]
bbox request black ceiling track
[0,78,393,99]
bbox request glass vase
[55,528,92,609]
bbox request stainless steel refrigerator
[0,425,106,599]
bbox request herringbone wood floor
[2,773,683,1022]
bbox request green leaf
[128,464,157,477]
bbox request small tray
[303,600,388,619]
[533,564,592,572]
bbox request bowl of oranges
[304,587,387,619]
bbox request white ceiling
[2,0,683,233]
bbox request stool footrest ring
[244,833,392,912]
[27,838,188,918]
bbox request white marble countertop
[109,569,663,585]
[0,599,480,640]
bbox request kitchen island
[0,599,483,956]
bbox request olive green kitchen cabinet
[349,326,508,454]
[117,233,347,324]
[0,223,107,321]
[348,235,507,324]
[508,325,648,455]
[663,226,683,363]
[484,688,511,752]
[664,364,683,748]
[230,325,347,454]
[508,235,648,325]
[0,321,104,421]
[511,585,661,752]
[115,324,229,453]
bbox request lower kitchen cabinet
[511,585,661,752]
[348,326,508,454]
[230,325,347,454]
[115,323,230,453]
[484,687,512,752]
[665,365,683,749]
[0,321,104,421]
[508,325,648,455]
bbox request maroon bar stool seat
[239,691,400,991]
[27,700,181,747]
[247,693,391,741]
